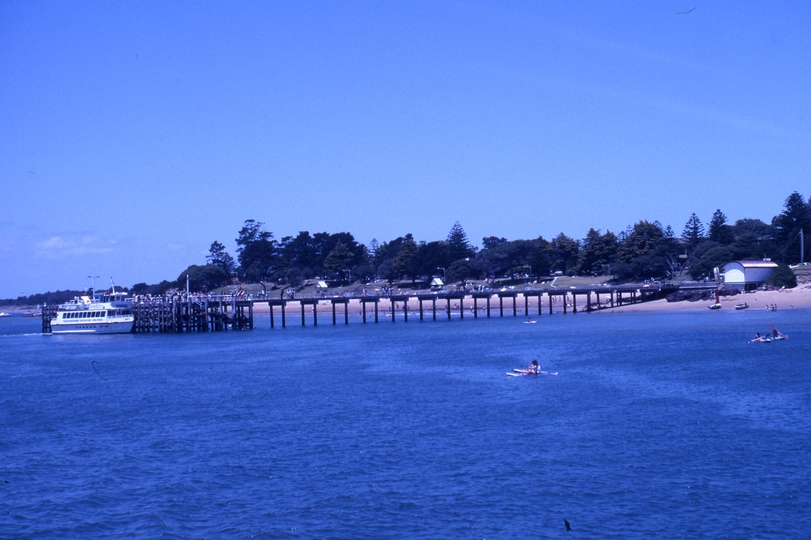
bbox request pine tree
[681,213,705,249]
[708,209,734,244]
[772,192,811,263]
[446,222,473,262]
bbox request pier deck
[41,285,683,334]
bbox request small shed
[430,278,444,288]
[722,260,778,291]
[315,281,329,290]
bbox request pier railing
[41,284,686,334]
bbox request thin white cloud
[36,235,117,257]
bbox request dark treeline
[4,191,808,304]
[140,189,808,295]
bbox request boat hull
[51,320,134,334]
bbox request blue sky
[1,1,809,298]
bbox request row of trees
[151,191,811,293]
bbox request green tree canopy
[708,209,734,245]
[764,263,797,289]
[549,233,580,274]
[772,192,811,264]
[235,220,277,282]
[323,240,356,276]
[689,244,733,280]
[482,236,507,250]
[393,237,419,279]
[207,241,236,274]
[177,264,230,292]
[617,221,666,263]
[446,258,481,285]
[577,228,618,275]
[413,241,449,277]
[681,213,705,250]
[446,222,474,262]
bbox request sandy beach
[603,284,811,312]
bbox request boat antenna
[110,277,116,294]
[88,275,99,294]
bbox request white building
[722,260,779,291]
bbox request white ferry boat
[51,291,135,334]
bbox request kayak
[510,368,558,376]
[524,320,537,324]
[747,337,772,344]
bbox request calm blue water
[1,308,809,538]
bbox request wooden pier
[131,296,254,333]
[40,285,681,334]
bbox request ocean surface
[1,307,809,539]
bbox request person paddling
[528,359,540,374]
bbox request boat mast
[713,267,721,304]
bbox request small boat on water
[748,336,772,344]
[770,324,788,341]
[0,312,10,317]
[51,290,134,334]
[735,303,749,310]
[508,368,558,376]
